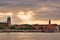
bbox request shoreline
[0,31,60,33]
[0,30,60,33]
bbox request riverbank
[0,30,60,33]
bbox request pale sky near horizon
[0,0,60,25]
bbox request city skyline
[0,0,60,24]
[0,16,60,25]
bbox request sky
[0,0,60,25]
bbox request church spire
[49,19,51,24]
[7,16,11,26]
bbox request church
[0,16,11,29]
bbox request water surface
[0,32,60,40]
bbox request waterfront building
[7,16,11,26]
[32,19,58,32]
[49,19,51,25]
[0,17,59,32]
[0,22,8,29]
[0,16,11,30]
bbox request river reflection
[0,32,60,40]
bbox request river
[0,32,60,40]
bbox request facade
[41,19,58,32]
[42,24,57,32]
[31,19,58,32]
[32,24,57,32]
[0,22,8,29]
[0,16,11,30]
[57,25,60,31]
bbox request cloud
[0,0,60,24]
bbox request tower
[7,16,11,26]
[49,19,51,24]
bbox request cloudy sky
[0,0,60,24]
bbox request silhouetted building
[0,16,11,30]
[57,25,60,30]
[49,19,51,24]
[0,22,8,29]
[0,17,59,32]
[7,16,11,26]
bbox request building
[32,19,58,32]
[7,16,11,26]
[57,25,60,31]
[42,24,57,32]
[49,19,51,24]
[0,16,11,30]
[12,19,58,32]
[0,22,8,29]
[0,17,59,32]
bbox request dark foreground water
[0,32,60,40]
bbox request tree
[0,24,5,30]
[9,26,15,30]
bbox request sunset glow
[17,11,34,19]
[0,11,60,25]
[0,0,60,25]
[17,11,35,24]
[0,12,12,16]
